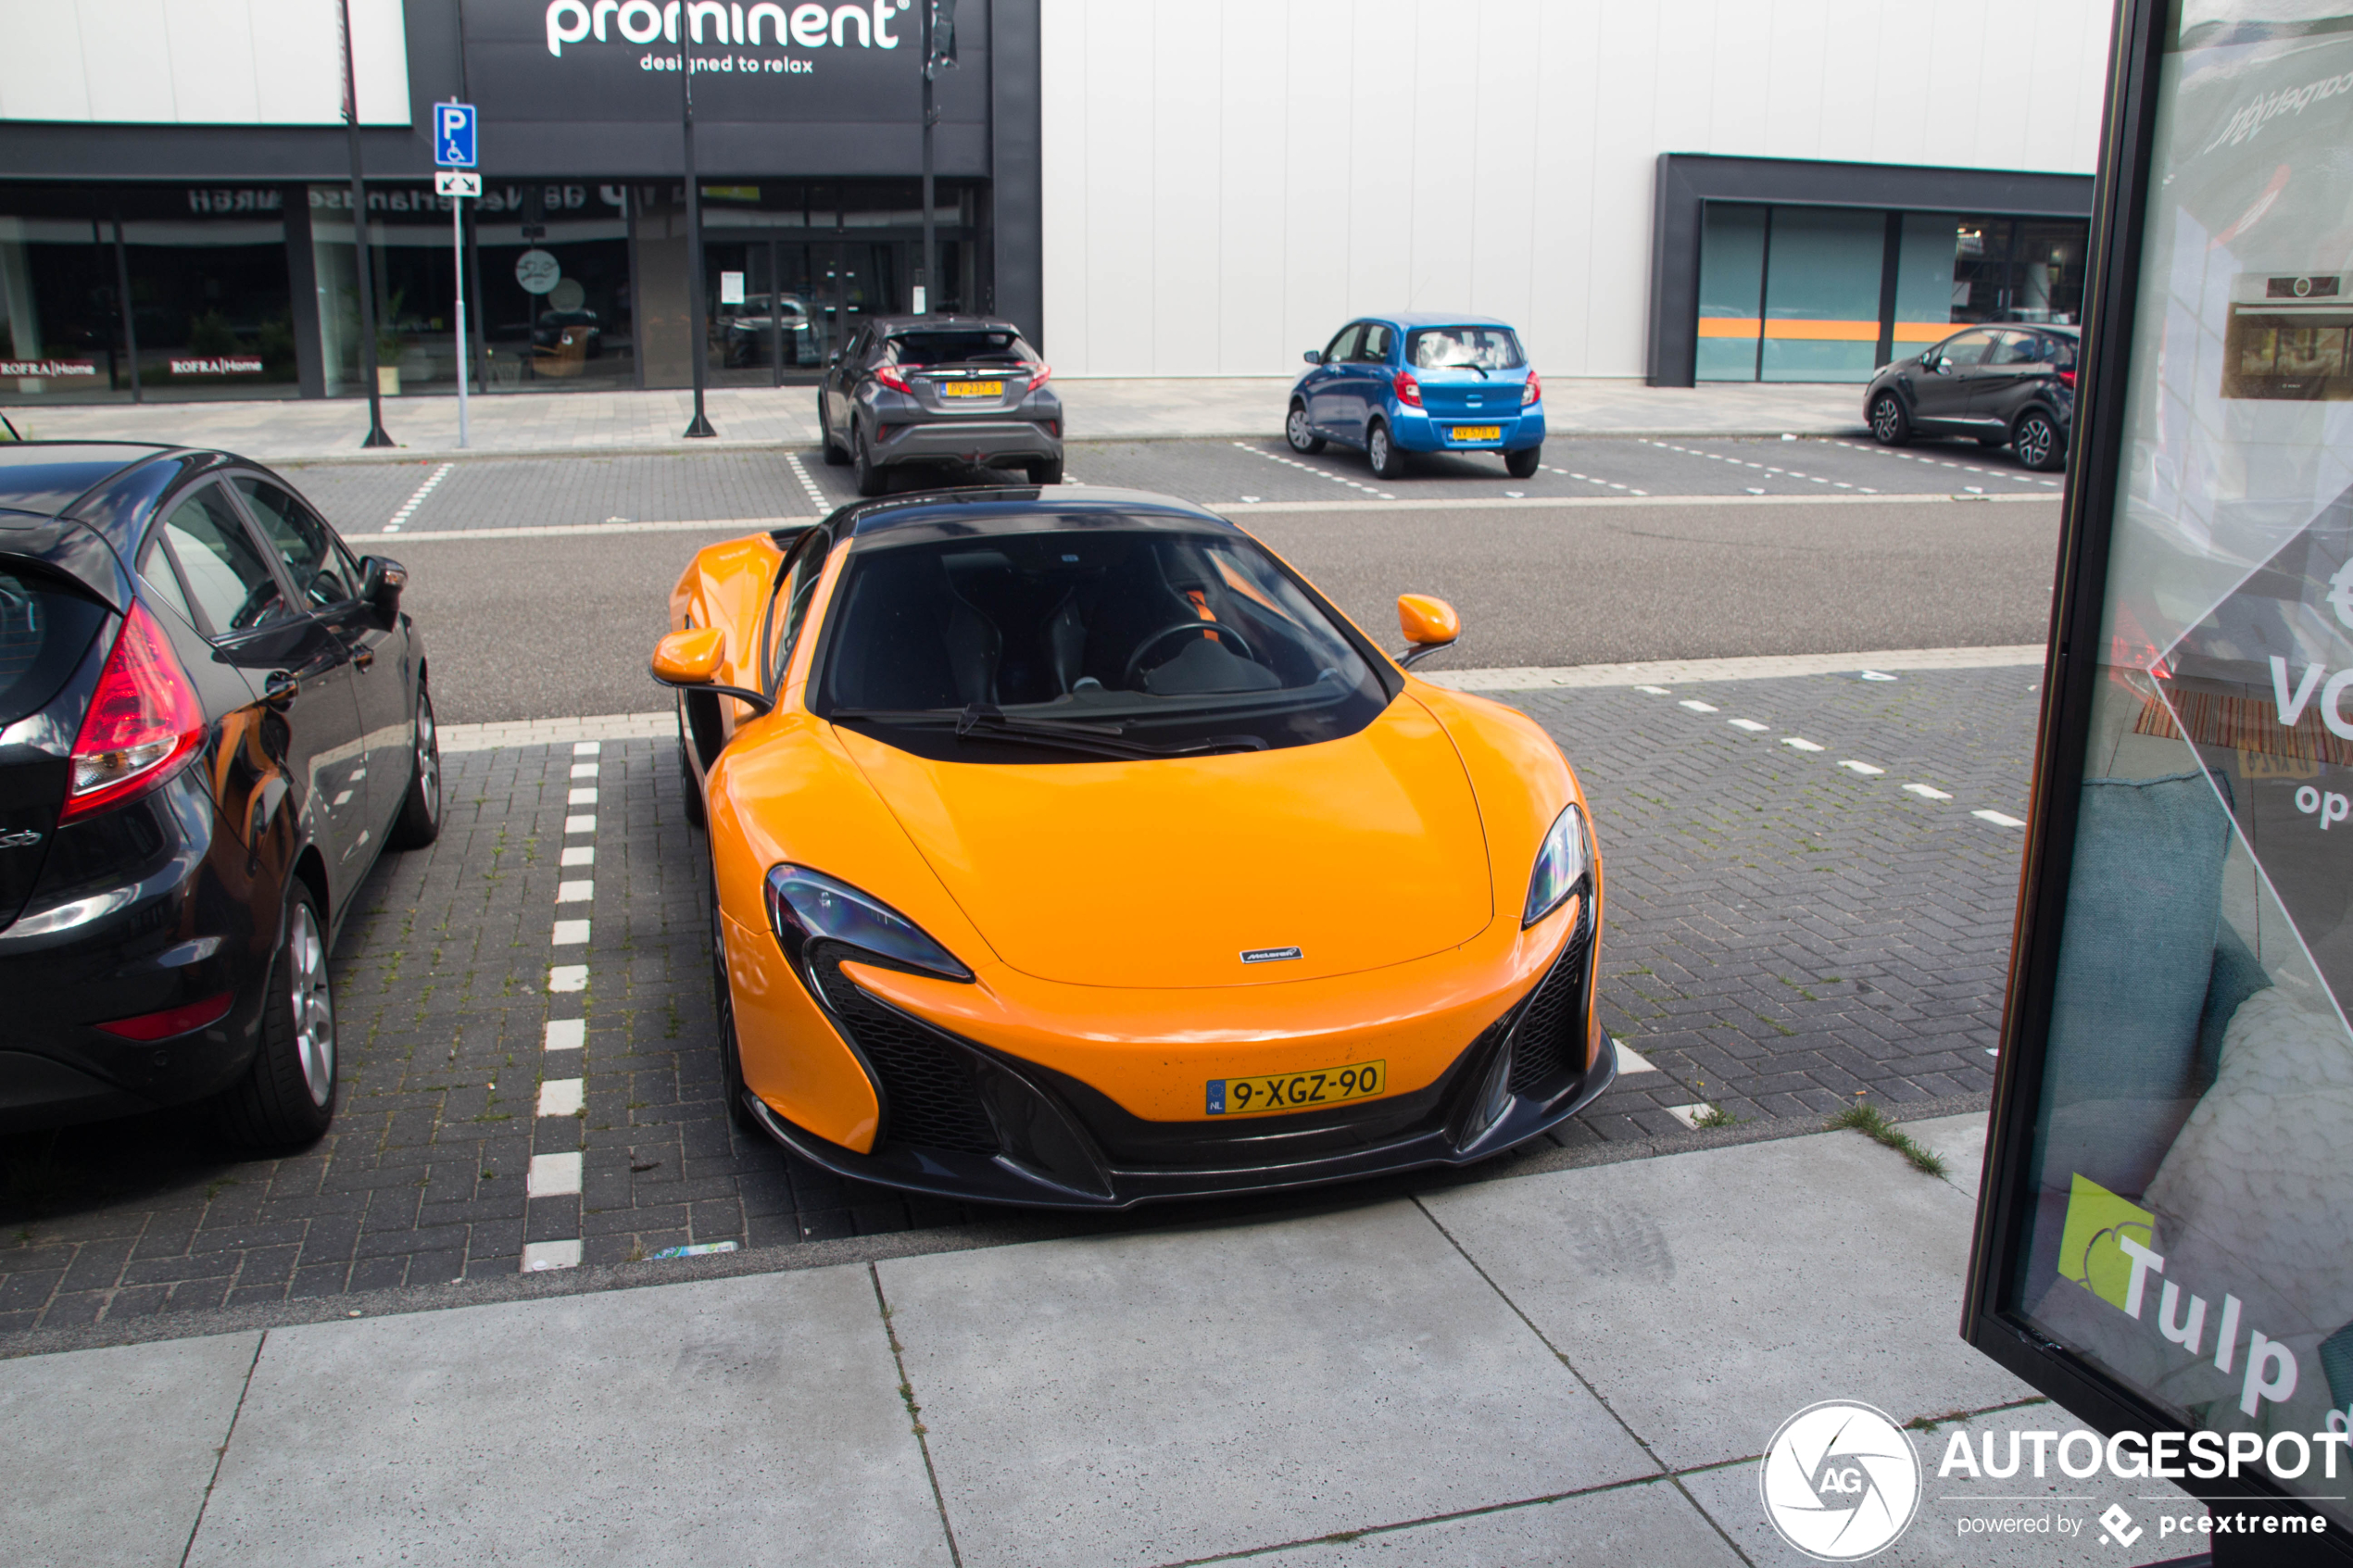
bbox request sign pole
[434,102,479,450]
[338,0,393,447]
[678,35,716,439]
[453,190,469,449]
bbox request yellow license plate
[942,380,1003,397]
[1207,1060,1386,1116]
[1451,424,1502,441]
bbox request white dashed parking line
[1835,438,2060,487]
[1543,465,1647,496]
[528,739,604,1273]
[784,452,831,512]
[1641,438,1877,494]
[383,461,453,533]
[1630,682,2022,830]
[1237,442,1397,501]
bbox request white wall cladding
[0,0,411,126]
[1040,0,2115,379]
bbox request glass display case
[1969,3,2353,1559]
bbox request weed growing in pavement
[1779,975,1821,1002]
[625,1238,646,1263]
[1830,1101,1947,1176]
[1692,1103,1744,1129]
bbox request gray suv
[819,316,1064,495]
[1863,324,2077,472]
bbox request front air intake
[810,947,1000,1155]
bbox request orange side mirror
[1397,594,1460,647]
[652,626,726,686]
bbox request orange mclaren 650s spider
[653,485,1610,1208]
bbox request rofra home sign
[461,0,981,124]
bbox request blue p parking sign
[434,103,477,169]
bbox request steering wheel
[1123,621,1258,687]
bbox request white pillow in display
[2135,983,2353,1418]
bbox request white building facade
[1039,0,2116,383]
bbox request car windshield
[886,331,1038,370]
[1408,327,1525,370]
[814,525,1393,763]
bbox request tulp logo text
[545,0,911,56]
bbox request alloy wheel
[286,901,335,1107]
[1287,405,1314,451]
[2018,415,2055,470]
[1871,396,1903,443]
[414,696,441,829]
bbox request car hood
[834,696,1494,989]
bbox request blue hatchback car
[1287,313,1544,481]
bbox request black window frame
[144,477,305,644]
[229,471,363,612]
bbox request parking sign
[434,103,477,169]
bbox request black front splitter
[740,1046,1617,1211]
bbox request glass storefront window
[1695,204,1766,383]
[1760,207,1885,384]
[696,181,980,387]
[1697,201,2089,383]
[1,184,297,403]
[2000,3,2353,1529]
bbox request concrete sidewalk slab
[1419,1119,2032,1473]
[1907,1110,1994,1202]
[1258,1477,1744,1565]
[877,1198,1656,1568]
[184,1266,947,1568]
[2,1329,258,1568]
[4,377,1870,462]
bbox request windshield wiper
[830,705,1266,760]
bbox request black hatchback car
[0,444,438,1147]
[817,315,1063,496]
[1863,323,2077,471]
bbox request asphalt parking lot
[257,439,2062,725]
[0,663,2028,1334]
[283,433,2059,538]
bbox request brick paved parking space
[0,666,2033,1336]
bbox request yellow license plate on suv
[942,381,1003,397]
[1207,1060,1386,1116]
[1451,424,1502,441]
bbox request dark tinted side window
[1934,330,1998,368]
[234,478,358,607]
[157,484,291,635]
[766,530,833,689]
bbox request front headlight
[764,864,974,981]
[1522,803,1591,927]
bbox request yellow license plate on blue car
[1207,1060,1386,1116]
[1451,425,1502,441]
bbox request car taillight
[1522,369,1541,407]
[1393,370,1423,408]
[1027,361,1052,391]
[875,364,911,393]
[2057,370,2077,388]
[61,603,206,823]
